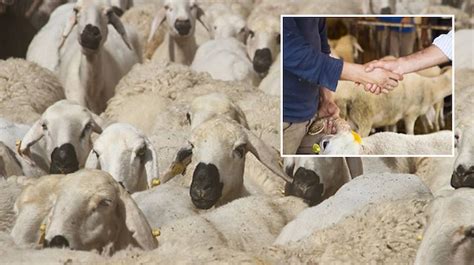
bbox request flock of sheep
[0,0,473,264]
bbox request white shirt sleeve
[432,30,453,60]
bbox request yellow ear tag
[152,228,161,237]
[351,131,362,144]
[38,223,46,245]
[151,178,161,187]
[16,140,22,155]
[312,143,321,154]
[416,234,423,241]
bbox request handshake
[346,57,405,95]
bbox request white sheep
[10,169,158,253]
[415,188,474,265]
[148,0,210,65]
[275,173,432,245]
[335,67,452,136]
[328,34,363,63]
[320,130,452,155]
[15,100,104,176]
[85,123,160,193]
[27,0,142,113]
[0,58,64,125]
[191,37,259,85]
[201,3,248,42]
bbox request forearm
[396,45,449,74]
[341,62,371,84]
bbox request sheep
[0,176,36,232]
[274,173,432,245]
[451,124,474,189]
[190,37,259,85]
[0,58,64,125]
[328,34,363,63]
[282,157,357,206]
[246,1,293,76]
[27,0,142,113]
[16,100,104,176]
[0,143,23,177]
[201,3,248,42]
[335,67,452,136]
[320,130,452,155]
[85,123,160,193]
[10,169,158,253]
[415,188,474,265]
[148,0,210,65]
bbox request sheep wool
[0,58,64,124]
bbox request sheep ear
[117,184,158,250]
[148,7,166,43]
[18,120,44,165]
[160,143,193,183]
[345,157,363,178]
[244,128,292,183]
[58,9,78,50]
[196,5,211,33]
[85,150,100,169]
[108,9,133,50]
[143,138,159,188]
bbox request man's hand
[363,58,405,94]
[319,87,340,134]
[341,62,403,95]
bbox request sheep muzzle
[44,235,70,249]
[49,143,79,174]
[80,24,102,50]
[285,167,324,206]
[451,165,474,189]
[253,48,272,74]
[174,19,192,36]
[190,163,223,209]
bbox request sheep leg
[404,116,417,135]
[434,101,445,130]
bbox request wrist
[395,57,407,75]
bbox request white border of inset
[280,14,455,158]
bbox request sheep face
[451,125,474,188]
[19,100,103,174]
[12,170,158,252]
[188,119,246,209]
[320,132,361,155]
[164,0,204,37]
[85,123,159,193]
[246,30,280,75]
[61,0,132,54]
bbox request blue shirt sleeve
[319,19,331,55]
[283,18,343,91]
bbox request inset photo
[281,15,454,156]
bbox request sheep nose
[253,48,272,74]
[190,162,223,209]
[284,167,324,206]
[380,7,392,14]
[50,143,79,174]
[80,24,102,50]
[451,164,474,188]
[174,19,192,36]
[47,235,70,248]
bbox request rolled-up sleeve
[283,18,343,91]
[432,30,453,60]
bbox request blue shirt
[377,17,414,33]
[283,17,343,123]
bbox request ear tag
[152,228,161,237]
[151,178,161,187]
[312,143,321,154]
[351,131,362,144]
[38,223,46,246]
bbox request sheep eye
[73,7,79,13]
[239,27,245,33]
[321,139,330,150]
[233,144,246,159]
[137,146,147,157]
[41,123,47,130]
[81,123,92,138]
[248,30,255,38]
[92,149,99,158]
[98,199,112,207]
[213,25,217,30]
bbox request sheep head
[163,117,291,210]
[247,15,280,75]
[451,125,474,189]
[59,0,132,54]
[18,100,103,174]
[319,130,362,155]
[148,0,210,42]
[85,123,159,193]
[11,170,158,253]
